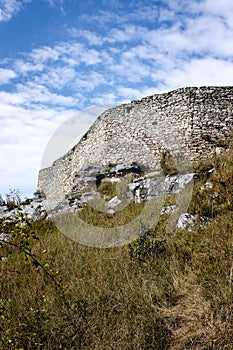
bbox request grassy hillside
[0,147,233,349]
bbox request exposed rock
[126,173,194,203]
[199,216,211,228]
[107,196,122,212]
[177,213,196,230]
[211,192,219,199]
[164,173,194,194]
[201,181,213,192]
[80,191,100,202]
[20,198,33,205]
[38,87,233,202]
[0,205,8,219]
[160,205,177,215]
[135,177,166,202]
[0,232,11,245]
[76,164,106,178]
[0,164,214,232]
[73,164,106,190]
[216,147,225,155]
[73,176,96,187]
[109,162,142,176]
[33,190,46,202]
[33,205,47,220]
[101,177,122,184]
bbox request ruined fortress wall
[38,86,233,200]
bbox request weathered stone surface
[38,86,233,200]
[177,213,196,230]
[134,178,166,202]
[164,174,194,194]
[0,232,11,244]
[73,176,97,187]
[0,202,47,221]
[107,196,122,211]
[201,181,213,192]
[76,164,106,178]
[109,162,142,176]
[215,147,225,155]
[80,191,100,202]
[160,205,177,215]
[0,164,216,234]
[125,173,194,203]
[33,190,46,202]
[0,206,8,219]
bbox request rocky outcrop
[38,86,233,201]
[0,162,211,232]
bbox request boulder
[0,232,11,245]
[76,164,105,178]
[107,196,122,211]
[177,213,196,230]
[109,162,142,176]
[160,205,177,215]
[200,181,213,192]
[81,191,101,202]
[165,173,194,194]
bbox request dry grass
[0,149,233,349]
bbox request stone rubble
[0,162,214,232]
[201,181,213,192]
[177,213,196,230]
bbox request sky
[0,0,233,199]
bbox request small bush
[160,149,178,176]
[97,181,117,199]
[5,189,21,210]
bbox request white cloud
[35,67,77,89]
[80,10,125,26]
[14,60,44,75]
[203,0,233,23]
[30,42,102,66]
[108,57,151,83]
[0,82,78,107]
[0,0,30,22]
[117,86,142,99]
[70,71,109,92]
[47,0,64,5]
[68,28,103,46]
[159,58,233,89]
[90,92,118,106]
[0,90,24,104]
[0,68,17,84]
[29,46,61,63]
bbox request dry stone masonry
[38,86,233,200]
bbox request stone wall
[38,86,233,200]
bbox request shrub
[5,189,21,210]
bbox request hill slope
[0,146,233,349]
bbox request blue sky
[0,0,233,199]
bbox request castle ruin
[38,86,233,200]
